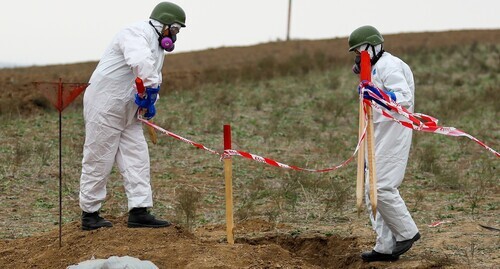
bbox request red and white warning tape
[138,86,498,173]
[223,142,360,172]
[362,84,499,158]
[138,116,365,172]
[139,118,221,156]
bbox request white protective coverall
[79,20,165,213]
[360,44,419,254]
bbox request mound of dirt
[0,217,359,269]
[3,215,484,269]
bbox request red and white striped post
[223,125,234,244]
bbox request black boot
[81,211,113,231]
[392,232,421,257]
[361,250,399,262]
[127,207,171,228]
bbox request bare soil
[1,213,498,268]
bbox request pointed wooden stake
[356,94,365,215]
[360,51,377,218]
[223,125,234,244]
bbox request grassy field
[1,41,498,233]
[0,33,498,268]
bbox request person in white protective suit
[79,2,186,230]
[348,25,420,262]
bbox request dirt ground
[0,212,498,268]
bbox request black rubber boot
[361,250,399,262]
[127,207,171,228]
[392,232,421,257]
[81,211,113,231]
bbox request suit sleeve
[382,67,413,108]
[117,28,161,88]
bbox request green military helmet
[150,2,186,27]
[348,25,384,51]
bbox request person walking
[348,25,421,262]
[79,2,186,230]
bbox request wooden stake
[356,93,365,215]
[365,105,378,218]
[147,121,158,144]
[360,51,377,218]
[223,125,234,244]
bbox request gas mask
[352,55,361,74]
[150,21,181,52]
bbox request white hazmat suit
[79,20,166,213]
[360,45,419,254]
